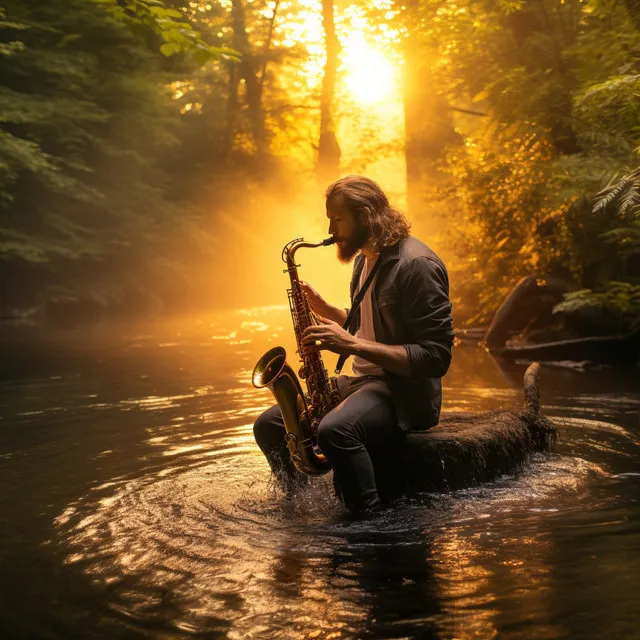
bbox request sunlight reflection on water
[1,306,639,639]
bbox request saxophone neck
[282,236,336,269]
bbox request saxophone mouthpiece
[323,236,337,246]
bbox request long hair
[325,175,410,251]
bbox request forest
[1,0,640,330]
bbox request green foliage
[0,8,26,57]
[411,0,640,324]
[0,0,221,312]
[91,0,239,63]
[602,220,640,258]
[593,173,637,214]
[590,167,640,274]
[2,0,640,325]
[554,282,640,331]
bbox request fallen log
[369,362,556,500]
[453,326,489,341]
[481,276,573,349]
[489,330,640,367]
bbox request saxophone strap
[334,256,382,375]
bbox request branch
[447,106,488,117]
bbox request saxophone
[252,237,341,475]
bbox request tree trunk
[316,0,341,184]
[223,60,239,157]
[623,0,640,30]
[230,0,266,154]
[258,0,280,103]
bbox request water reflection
[50,426,622,639]
[324,527,441,638]
[0,307,639,638]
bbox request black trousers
[253,375,404,512]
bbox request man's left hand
[302,316,359,355]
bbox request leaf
[192,48,213,66]
[593,177,630,212]
[159,41,181,56]
[210,46,241,61]
[619,184,640,215]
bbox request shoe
[350,499,384,520]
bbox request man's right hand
[299,282,348,325]
[299,281,329,316]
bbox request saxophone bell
[252,346,331,475]
[252,346,287,389]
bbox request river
[0,306,639,639]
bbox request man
[253,175,454,514]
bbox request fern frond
[593,176,630,212]
[601,224,640,251]
[576,129,635,154]
[619,182,640,215]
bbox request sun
[342,33,396,105]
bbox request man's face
[326,195,369,264]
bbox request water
[0,307,639,639]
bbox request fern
[593,176,631,212]
[619,181,640,215]
[554,281,640,329]
[601,221,640,257]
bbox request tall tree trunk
[223,60,239,157]
[316,0,341,184]
[258,0,280,103]
[623,0,640,30]
[230,0,266,154]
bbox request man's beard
[337,223,369,264]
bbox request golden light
[342,32,396,105]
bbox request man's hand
[299,281,329,316]
[302,316,359,355]
[299,281,348,325]
[302,317,412,376]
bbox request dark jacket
[348,235,454,431]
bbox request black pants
[252,375,404,512]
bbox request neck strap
[334,256,381,375]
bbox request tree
[0,0,213,314]
[95,0,236,62]
[316,0,341,183]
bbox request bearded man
[253,175,454,514]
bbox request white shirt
[351,255,385,377]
